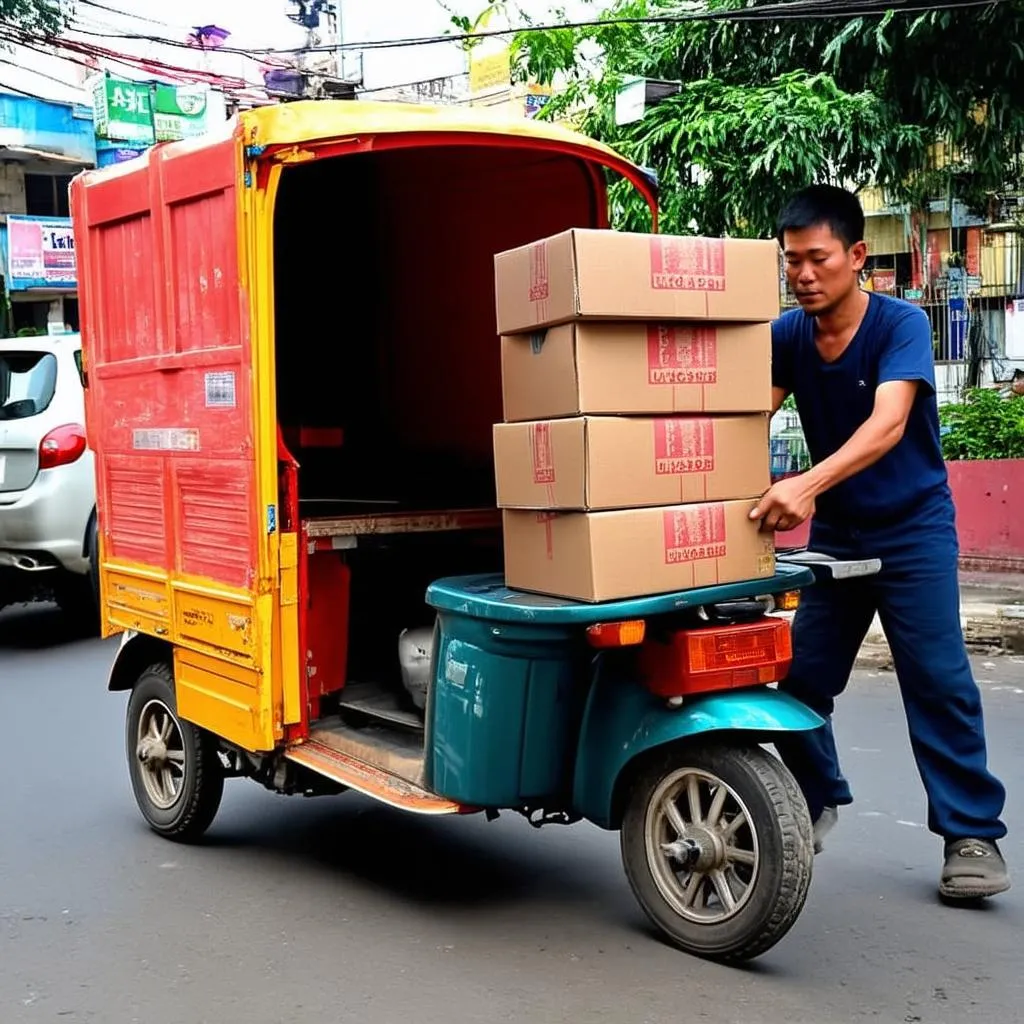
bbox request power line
[0,78,49,99]
[0,33,256,95]
[60,0,1014,55]
[0,56,85,93]
[0,27,354,100]
[76,0,190,31]
[2,23,365,92]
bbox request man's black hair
[776,184,865,249]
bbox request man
[752,184,1009,901]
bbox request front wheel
[125,662,224,841]
[620,742,813,963]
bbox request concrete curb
[778,601,1024,671]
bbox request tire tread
[126,661,224,841]
[621,741,813,963]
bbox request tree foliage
[489,0,1024,236]
[0,0,70,35]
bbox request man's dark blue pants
[774,489,1007,841]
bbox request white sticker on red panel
[132,428,200,452]
[204,371,236,409]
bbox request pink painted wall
[774,460,1024,568]
[947,459,1024,566]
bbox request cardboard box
[501,321,771,421]
[494,229,780,335]
[494,415,769,510]
[503,501,775,603]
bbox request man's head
[777,185,868,317]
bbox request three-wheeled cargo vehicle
[72,101,875,963]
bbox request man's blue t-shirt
[772,292,949,526]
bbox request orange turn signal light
[774,590,801,612]
[586,620,646,648]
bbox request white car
[0,333,97,623]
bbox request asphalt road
[1,602,1020,1024]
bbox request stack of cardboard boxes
[492,228,780,603]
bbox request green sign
[92,76,154,144]
[153,84,210,142]
[90,76,216,146]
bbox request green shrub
[939,388,1024,461]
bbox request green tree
[0,0,70,35]
[498,0,1024,236]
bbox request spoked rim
[135,698,187,810]
[644,766,761,925]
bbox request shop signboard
[90,75,222,146]
[5,215,77,291]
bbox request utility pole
[331,0,362,90]
[334,0,345,84]
[282,0,359,100]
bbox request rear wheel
[620,742,813,963]
[125,662,224,841]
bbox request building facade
[0,92,96,337]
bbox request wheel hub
[137,737,168,767]
[644,766,761,925]
[135,698,186,811]
[662,824,728,872]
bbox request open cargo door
[73,134,282,752]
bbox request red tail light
[39,424,87,470]
[641,618,793,698]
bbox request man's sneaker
[813,806,838,854]
[939,839,1011,900]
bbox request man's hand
[749,476,817,533]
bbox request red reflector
[641,619,793,698]
[39,423,87,470]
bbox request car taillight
[640,618,793,698]
[39,424,87,470]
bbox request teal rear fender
[572,668,824,830]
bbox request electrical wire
[60,0,1014,55]
[6,28,359,97]
[0,30,252,90]
[0,28,335,101]
[75,0,191,31]
[0,56,86,93]
[0,78,49,99]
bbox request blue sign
[948,297,968,360]
[96,140,147,168]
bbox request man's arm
[751,379,919,532]
[771,386,789,415]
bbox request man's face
[782,222,867,316]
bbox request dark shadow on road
[201,794,633,916]
[160,794,795,972]
[0,601,88,650]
